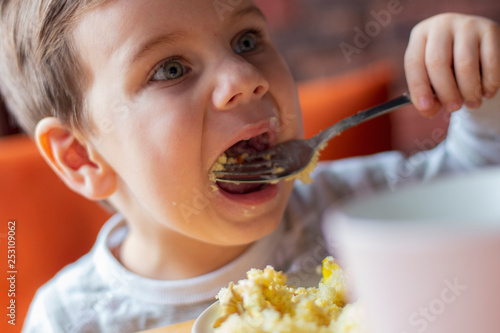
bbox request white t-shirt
[22,97,500,333]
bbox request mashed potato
[213,257,365,333]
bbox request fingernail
[445,102,461,112]
[483,91,493,98]
[418,97,433,110]
[465,101,480,109]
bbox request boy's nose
[212,56,269,110]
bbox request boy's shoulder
[23,252,108,332]
[40,251,103,297]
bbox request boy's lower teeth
[217,182,268,195]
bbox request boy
[0,0,499,331]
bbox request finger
[453,29,482,109]
[404,28,440,117]
[425,27,463,112]
[480,24,500,98]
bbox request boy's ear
[34,117,117,200]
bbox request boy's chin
[219,211,284,246]
[209,180,293,226]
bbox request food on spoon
[209,153,229,183]
[210,140,328,185]
[284,142,328,184]
[213,256,365,333]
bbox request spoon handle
[312,93,412,147]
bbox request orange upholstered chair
[298,61,393,161]
[0,135,113,332]
[0,61,393,331]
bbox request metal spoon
[213,93,412,184]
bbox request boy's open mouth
[215,133,271,195]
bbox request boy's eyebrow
[129,31,188,66]
[128,6,265,67]
[230,6,266,23]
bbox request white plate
[191,273,321,332]
[192,301,221,333]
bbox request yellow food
[209,154,228,183]
[210,142,327,185]
[286,142,327,184]
[213,256,365,333]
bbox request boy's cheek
[276,91,304,140]
[264,69,303,138]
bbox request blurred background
[1,1,499,328]
[255,0,500,154]
[1,0,500,154]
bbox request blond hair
[0,0,109,135]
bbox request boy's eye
[151,60,185,81]
[233,31,259,54]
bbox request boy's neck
[116,227,251,280]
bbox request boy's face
[74,0,302,246]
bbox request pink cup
[325,168,500,333]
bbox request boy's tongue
[216,133,270,195]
